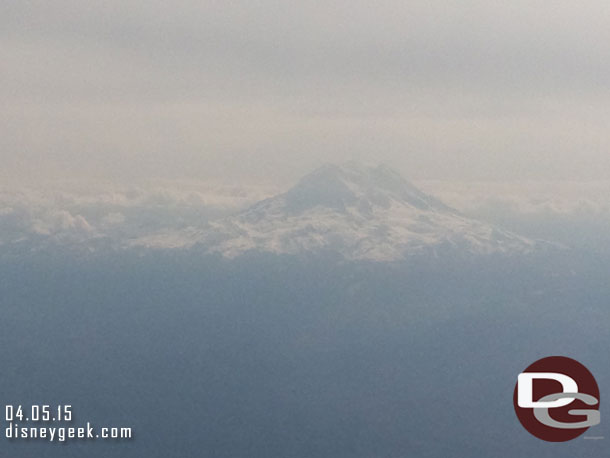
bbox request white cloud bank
[417,180,610,216]
[0,181,276,247]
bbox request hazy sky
[2,1,610,185]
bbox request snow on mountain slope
[132,163,539,261]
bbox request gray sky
[2,0,610,186]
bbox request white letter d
[518,372,578,408]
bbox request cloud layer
[2,178,610,254]
[0,182,274,248]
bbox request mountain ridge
[132,162,542,261]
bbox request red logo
[513,356,600,441]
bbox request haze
[2,1,610,185]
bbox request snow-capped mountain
[132,162,539,261]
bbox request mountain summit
[279,162,452,215]
[137,162,536,261]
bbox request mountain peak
[174,162,537,260]
[282,162,451,215]
[131,162,539,261]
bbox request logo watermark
[513,356,600,442]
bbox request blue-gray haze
[1,247,608,457]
